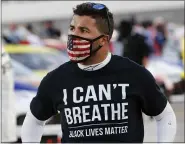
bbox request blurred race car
[12,59,62,143]
[5,44,69,78]
[146,56,184,102]
[12,59,41,91]
[43,38,67,51]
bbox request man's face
[69,15,101,38]
[68,15,106,47]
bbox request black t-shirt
[122,33,151,65]
[30,55,167,143]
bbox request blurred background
[1,1,184,143]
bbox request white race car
[12,60,61,143]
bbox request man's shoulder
[46,61,74,80]
[112,55,143,68]
[112,54,150,75]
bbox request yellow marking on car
[5,44,57,54]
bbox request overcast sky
[2,1,184,23]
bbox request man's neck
[78,52,112,71]
[79,48,109,66]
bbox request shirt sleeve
[30,73,57,121]
[139,67,168,116]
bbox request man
[21,2,176,143]
[118,19,152,66]
[141,20,155,53]
[153,17,167,56]
[41,20,61,39]
[1,45,17,142]
[25,24,44,46]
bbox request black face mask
[67,34,104,63]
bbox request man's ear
[100,35,109,46]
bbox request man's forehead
[70,15,96,27]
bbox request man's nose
[69,28,80,36]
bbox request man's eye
[70,27,74,31]
[81,29,89,33]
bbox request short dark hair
[118,20,133,38]
[73,2,114,40]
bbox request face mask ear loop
[87,35,104,57]
[91,35,104,42]
[90,35,104,53]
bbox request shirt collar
[78,52,112,71]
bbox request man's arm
[21,109,46,143]
[139,67,176,142]
[154,101,176,142]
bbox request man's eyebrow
[69,25,90,32]
[69,24,74,27]
[79,26,90,31]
